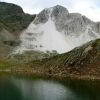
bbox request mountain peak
[52,5,68,12]
[51,5,69,17]
[34,5,69,24]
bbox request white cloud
[3,0,100,21]
[65,0,100,22]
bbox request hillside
[18,39,100,79]
[0,2,36,34]
[18,5,100,54]
[0,37,99,79]
[1,39,98,79]
[0,2,36,57]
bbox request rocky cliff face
[18,5,100,54]
[33,5,98,34]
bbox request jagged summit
[51,5,69,16]
[33,5,94,33]
[34,5,69,24]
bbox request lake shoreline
[0,68,100,81]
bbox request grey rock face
[51,5,69,18]
[34,5,69,24]
[51,5,69,32]
[34,9,50,24]
[53,12,96,36]
[33,5,99,36]
[55,13,86,34]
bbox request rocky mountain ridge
[17,5,100,54]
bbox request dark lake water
[0,75,100,100]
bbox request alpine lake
[0,73,100,100]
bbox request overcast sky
[2,0,100,22]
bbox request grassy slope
[0,38,99,79]
[0,2,36,57]
[0,2,36,34]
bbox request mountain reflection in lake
[0,75,100,100]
